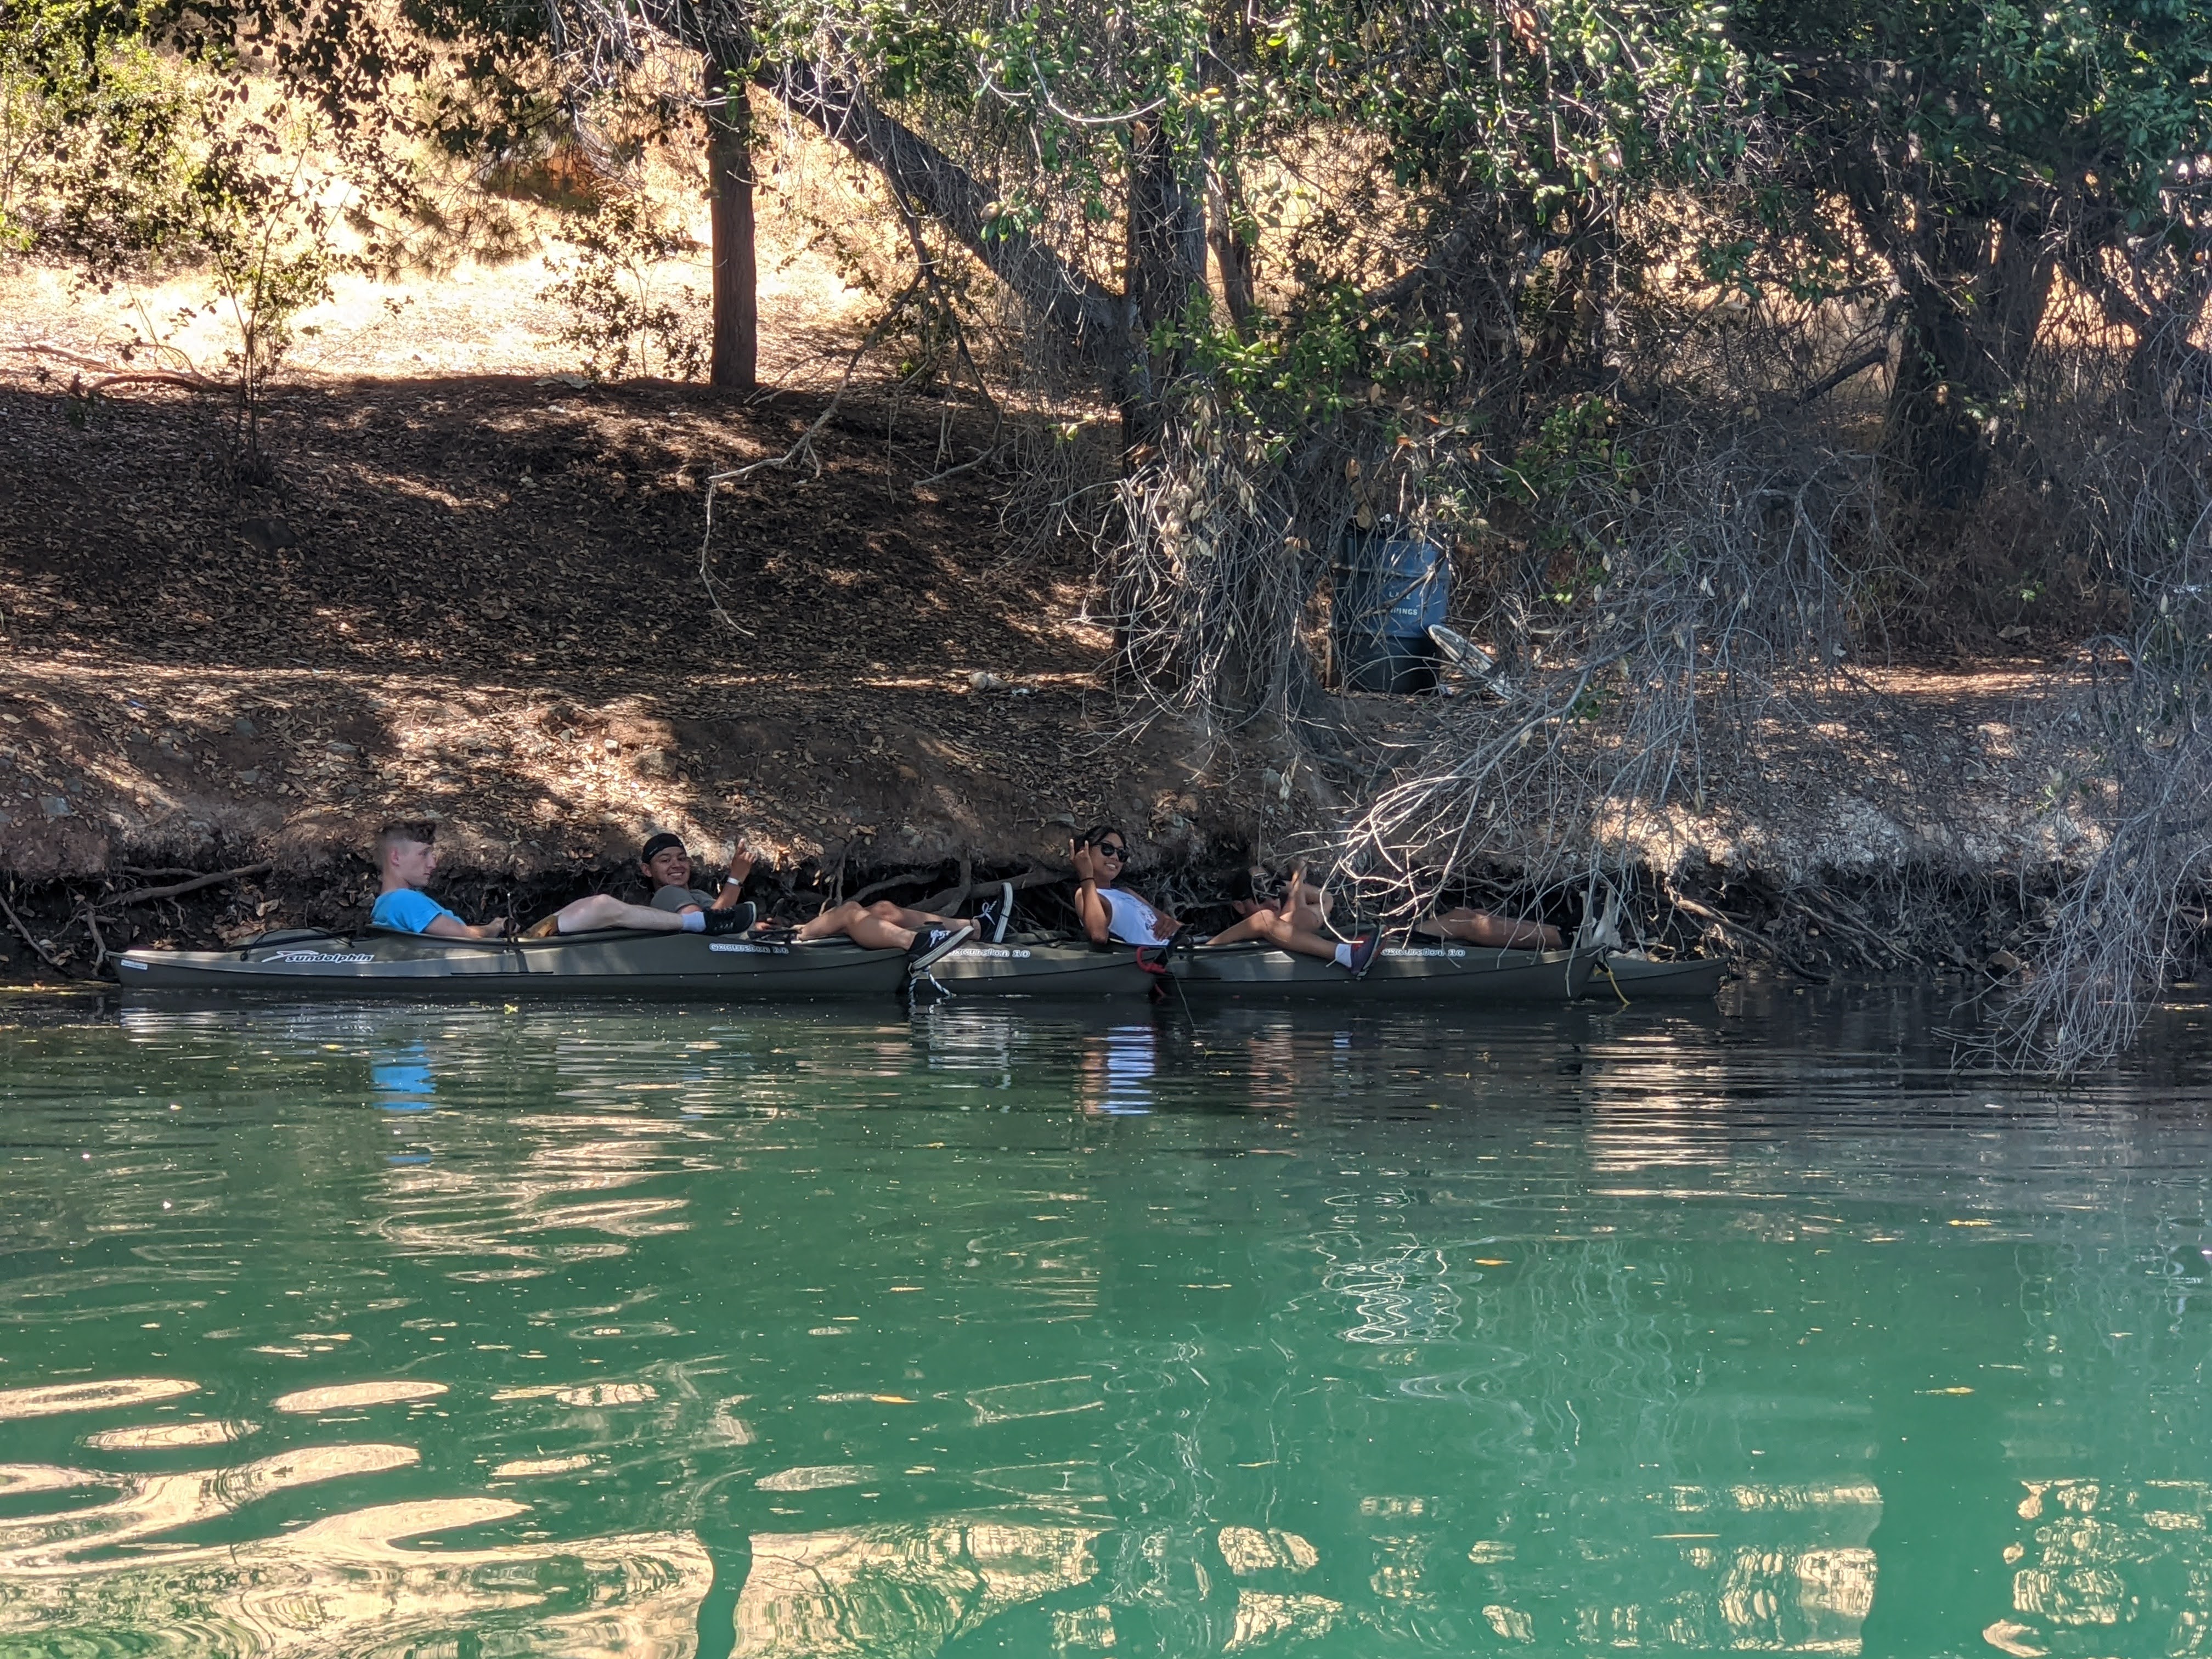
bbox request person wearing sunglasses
[1070,827,1382,975]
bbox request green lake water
[3,984,2212,1657]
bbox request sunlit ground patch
[0,1378,196,1420]
[272,1381,448,1413]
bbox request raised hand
[727,839,758,879]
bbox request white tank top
[1097,886,1175,946]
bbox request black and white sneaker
[906,921,975,974]
[700,902,758,935]
[981,881,1015,943]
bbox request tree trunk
[1873,211,2056,512]
[1205,166,1255,334]
[765,64,1129,388]
[1122,116,1208,458]
[1881,287,1992,511]
[706,58,757,390]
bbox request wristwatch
[723,875,745,887]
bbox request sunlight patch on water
[84,1418,257,1450]
[0,1378,196,1419]
[272,1381,448,1413]
[756,1464,874,1493]
[494,1453,595,1477]
[965,1374,1103,1423]
[0,1492,711,1656]
[732,1516,1102,1657]
[0,1443,420,1572]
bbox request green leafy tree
[0,0,198,264]
[184,93,343,480]
[546,184,708,379]
[1731,0,2212,507]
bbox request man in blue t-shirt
[371,821,755,939]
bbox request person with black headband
[372,820,756,941]
[1070,827,1383,975]
[639,831,757,919]
[637,830,974,969]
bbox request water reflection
[0,1442,420,1569]
[732,1516,1102,1657]
[0,1488,710,1656]
[0,989,2207,1655]
[0,1378,197,1418]
[370,1042,437,1114]
[1080,1025,1158,1116]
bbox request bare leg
[553,894,689,934]
[1229,886,1331,938]
[1205,907,1347,964]
[793,899,958,951]
[1276,868,1330,935]
[1205,912,1277,948]
[1434,907,1562,949]
[884,904,958,931]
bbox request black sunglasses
[1092,842,1127,857]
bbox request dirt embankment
[0,327,2125,984]
[0,349,1321,965]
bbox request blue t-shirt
[371,889,464,934]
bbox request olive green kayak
[1583,951,1729,1000]
[117,928,907,998]
[918,937,1158,998]
[1161,940,1598,1002]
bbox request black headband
[640,832,687,862]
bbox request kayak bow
[117,928,907,998]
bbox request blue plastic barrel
[1335,528,1448,692]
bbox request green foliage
[1736,0,2212,225]
[180,91,346,480]
[0,0,198,264]
[3,0,345,479]
[1511,393,1632,503]
[1276,0,1756,212]
[545,189,707,381]
[1177,284,1453,445]
[1722,0,2212,333]
[27,0,2212,530]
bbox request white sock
[680,912,706,933]
[1333,943,1353,968]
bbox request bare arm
[1071,840,1111,945]
[713,840,758,911]
[425,915,504,940]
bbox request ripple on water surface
[0,986,2206,1655]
